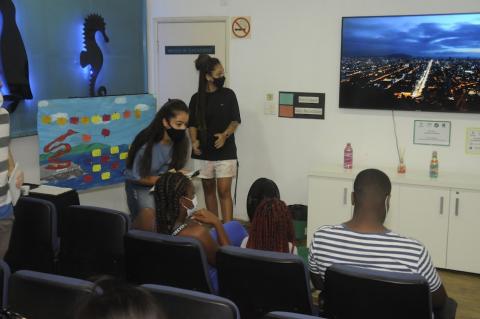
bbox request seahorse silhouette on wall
[80,13,109,97]
[0,0,33,112]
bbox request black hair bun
[195,54,211,71]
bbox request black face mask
[166,127,186,143]
[213,76,226,88]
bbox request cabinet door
[307,177,353,243]
[397,185,449,268]
[447,189,480,273]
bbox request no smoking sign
[231,16,251,39]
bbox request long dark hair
[153,172,190,234]
[246,178,281,221]
[194,54,221,130]
[247,198,295,253]
[126,99,189,177]
[75,277,163,319]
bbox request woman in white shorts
[188,54,241,222]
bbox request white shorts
[197,159,238,179]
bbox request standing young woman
[124,99,189,222]
[189,54,241,222]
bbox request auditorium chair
[58,205,130,279]
[5,197,59,273]
[0,259,10,309]
[7,270,93,319]
[216,246,314,319]
[143,284,239,319]
[125,230,214,293]
[323,263,457,319]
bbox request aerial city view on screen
[340,13,480,112]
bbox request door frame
[152,16,230,109]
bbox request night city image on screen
[340,13,480,112]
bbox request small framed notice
[413,120,451,146]
[466,128,480,155]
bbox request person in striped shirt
[308,168,448,312]
[0,82,24,259]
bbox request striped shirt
[0,108,11,214]
[308,224,442,292]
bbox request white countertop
[309,165,480,191]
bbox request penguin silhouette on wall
[0,0,32,112]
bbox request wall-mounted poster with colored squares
[37,94,156,190]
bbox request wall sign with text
[413,120,451,146]
[278,91,325,119]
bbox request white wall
[147,0,480,219]
[12,0,480,220]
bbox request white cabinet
[446,189,480,273]
[396,185,449,268]
[307,167,480,274]
[307,176,353,243]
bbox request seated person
[308,168,450,315]
[246,177,280,221]
[242,198,297,254]
[75,277,164,319]
[134,172,246,292]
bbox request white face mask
[183,195,198,217]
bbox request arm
[132,208,156,232]
[432,284,447,310]
[214,121,240,149]
[310,271,324,291]
[182,223,220,266]
[133,176,159,186]
[8,148,23,188]
[192,209,230,246]
[189,127,201,155]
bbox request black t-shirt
[188,88,241,161]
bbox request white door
[155,18,228,108]
[307,176,353,244]
[154,18,228,207]
[397,185,450,268]
[447,189,480,273]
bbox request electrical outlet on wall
[264,93,276,115]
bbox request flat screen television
[339,13,480,113]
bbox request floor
[438,270,480,319]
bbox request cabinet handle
[343,188,347,205]
[455,198,459,216]
[439,196,444,215]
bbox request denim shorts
[125,180,155,221]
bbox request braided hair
[246,198,295,253]
[152,172,190,234]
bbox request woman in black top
[188,54,241,222]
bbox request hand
[16,170,24,189]
[191,209,221,226]
[192,140,202,155]
[214,133,227,149]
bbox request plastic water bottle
[429,151,438,178]
[344,143,353,169]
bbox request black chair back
[0,259,10,309]
[324,264,432,319]
[5,197,59,273]
[143,284,239,319]
[125,230,213,293]
[217,246,314,319]
[7,270,93,319]
[58,205,130,279]
[264,311,325,319]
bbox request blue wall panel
[5,0,147,137]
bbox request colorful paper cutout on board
[37,94,156,190]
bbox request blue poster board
[37,94,155,190]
